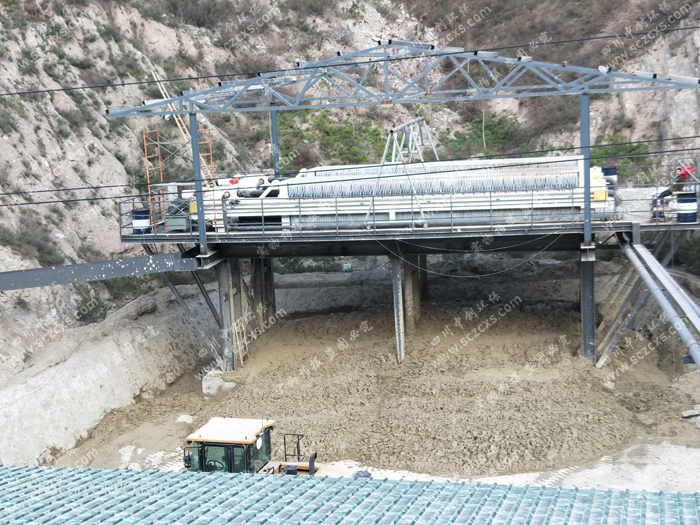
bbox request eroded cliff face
[538,26,700,154]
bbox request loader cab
[184,418,274,474]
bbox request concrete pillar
[250,257,276,329]
[413,260,421,324]
[419,254,428,301]
[217,260,235,371]
[263,258,276,319]
[230,259,244,359]
[391,256,405,364]
[250,258,265,330]
[404,255,421,333]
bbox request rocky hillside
[1,0,700,368]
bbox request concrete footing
[580,246,596,363]
[202,369,237,395]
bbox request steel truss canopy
[108,40,700,118]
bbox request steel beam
[597,231,684,366]
[142,245,223,369]
[0,254,197,292]
[618,236,700,370]
[597,232,667,344]
[178,243,221,329]
[189,113,208,255]
[391,256,405,364]
[633,242,700,333]
[107,43,700,119]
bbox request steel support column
[580,94,592,243]
[189,113,208,255]
[391,256,405,364]
[270,107,280,178]
[580,94,596,363]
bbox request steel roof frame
[107,41,700,118]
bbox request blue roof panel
[1,466,700,525]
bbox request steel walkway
[1,465,699,524]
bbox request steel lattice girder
[107,41,700,118]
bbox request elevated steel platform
[119,219,700,257]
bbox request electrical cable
[1,140,697,201]
[2,25,700,99]
[367,223,580,279]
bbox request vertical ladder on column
[198,128,218,231]
[143,130,165,233]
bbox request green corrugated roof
[0,465,699,524]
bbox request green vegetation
[56,108,88,131]
[0,109,18,134]
[47,21,73,40]
[18,47,38,75]
[278,111,385,167]
[110,52,143,78]
[106,274,158,302]
[402,0,696,139]
[0,215,65,267]
[591,132,653,182]
[276,257,343,274]
[342,0,364,19]
[66,55,93,70]
[284,0,337,17]
[678,232,700,275]
[98,22,122,42]
[15,296,30,310]
[441,112,522,157]
[75,284,108,323]
[77,242,104,262]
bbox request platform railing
[116,179,700,243]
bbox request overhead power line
[2,145,698,208]
[2,133,698,198]
[1,25,699,99]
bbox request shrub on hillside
[441,112,522,157]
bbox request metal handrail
[117,180,673,241]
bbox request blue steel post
[270,107,280,178]
[580,94,596,363]
[581,94,592,242]
[189,113,208,255]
